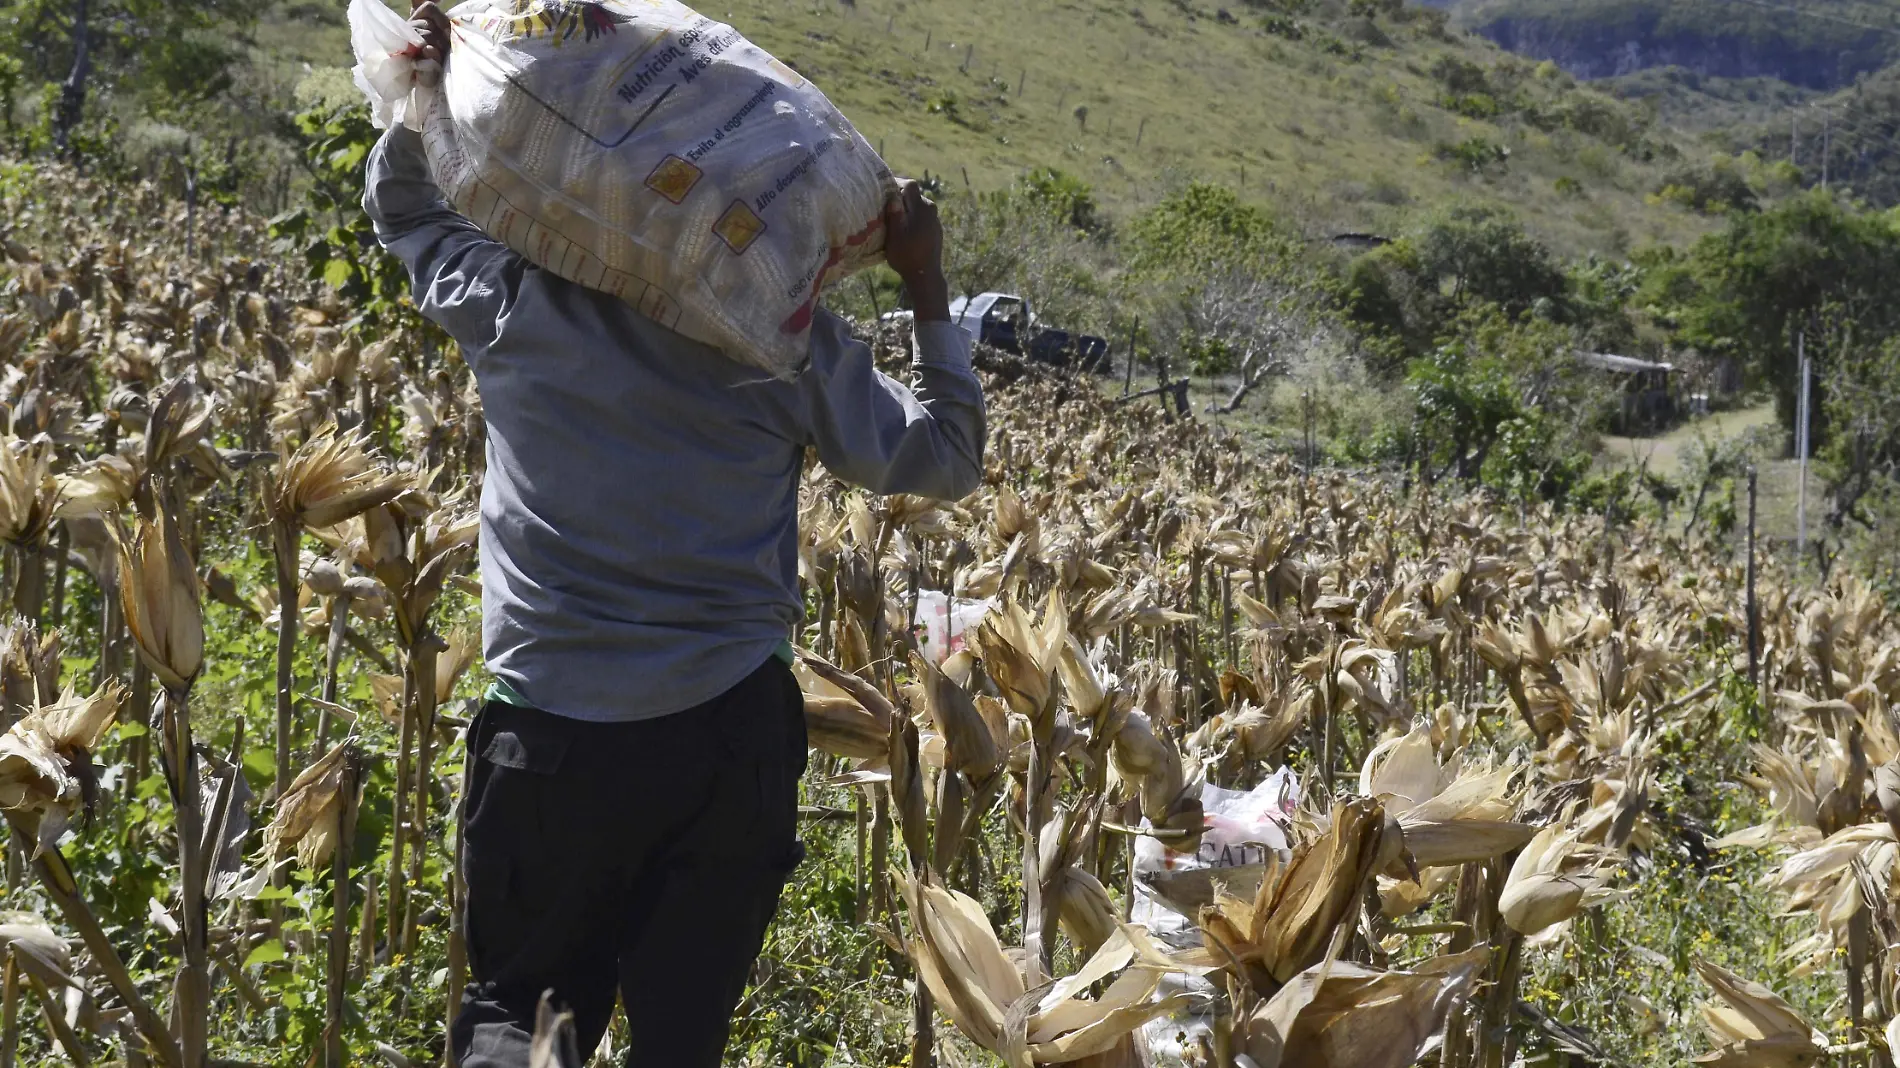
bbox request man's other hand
[411,2,451,62]
[884,180,951,324]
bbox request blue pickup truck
[887,293,1110,372]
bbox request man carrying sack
[366,7,985,1065]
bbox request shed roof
[1576,351,1674,375]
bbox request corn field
[0,147,1889,1068]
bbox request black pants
[452,659,808,1068]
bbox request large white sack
[350,0,894,376]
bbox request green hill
[1713,58,1900,205]
[269,0,1716,255]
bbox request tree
[1656,189,1900,434]
[1125,183,1324,412]
[1017,167,1102,233]
[936,183,1109,334]
[1652,155,1759,215]
[1408,305,1598,497]
[1343,204,1570,362]
[1124,182,1295,277]
[1409,203,1568,315]
[0,0,252,158]
[270,104,430,328]
[1815,314,1900,565]
[1173,268,1326,413]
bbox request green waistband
[483,677,534,708]
[482,641,796,709]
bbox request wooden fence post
[1122,317,1139,397]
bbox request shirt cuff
[913,320,973,370]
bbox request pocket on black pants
[463,704,575,976]
[712,662,808,877]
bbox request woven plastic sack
[915,590,991,665]
[349,0,893,376]
[1131,770,1299,1060]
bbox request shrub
[1651,156,1758,215]
[1430,54,1491,96]
[1434,136,1510,175]
[1017,166,1102,232]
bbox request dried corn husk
[0,911,71,975]
[901,877,1188,1066]
[1691,960,1826,1067]
[272,425,405,530]
[1872,759,1900,842]
[263,740,355,869]
[1241,948,1486,1068]
[142,378,215,470]
[53,454,137,520]
[796,651,894,761]
[914,651,1002,779]
[1499,823,1622,937]
[0,682,124,853]
[0,434,59,545]
[1188,799,1394,988]
[1052,866,1120,958]
[528,990,581,1068]
[434,627,479,705]
[117,502,205,692]
[1360,727,1531,871]
[1378,865,1456,917]
[1111,706,1204,853]
[974,589,1067,723]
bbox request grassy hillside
[1605,67,1815,135]
[1452,0,1900,88]
[269,0,1715,255]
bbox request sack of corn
[1130,769,1298,1060]
[349,0,893,376]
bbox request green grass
[257,0,1715,255]
[1597,399,1821,544]
[1598,400,1781,479]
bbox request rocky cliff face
[1453,0,1894,90]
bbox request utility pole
[1796,330,1811,559]
[1822,110,1832,189]
[1790,111,1798,167]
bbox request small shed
[1329,232,1393,251]
[1575,351,1676,432]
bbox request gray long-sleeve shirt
[364,126,985,722]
